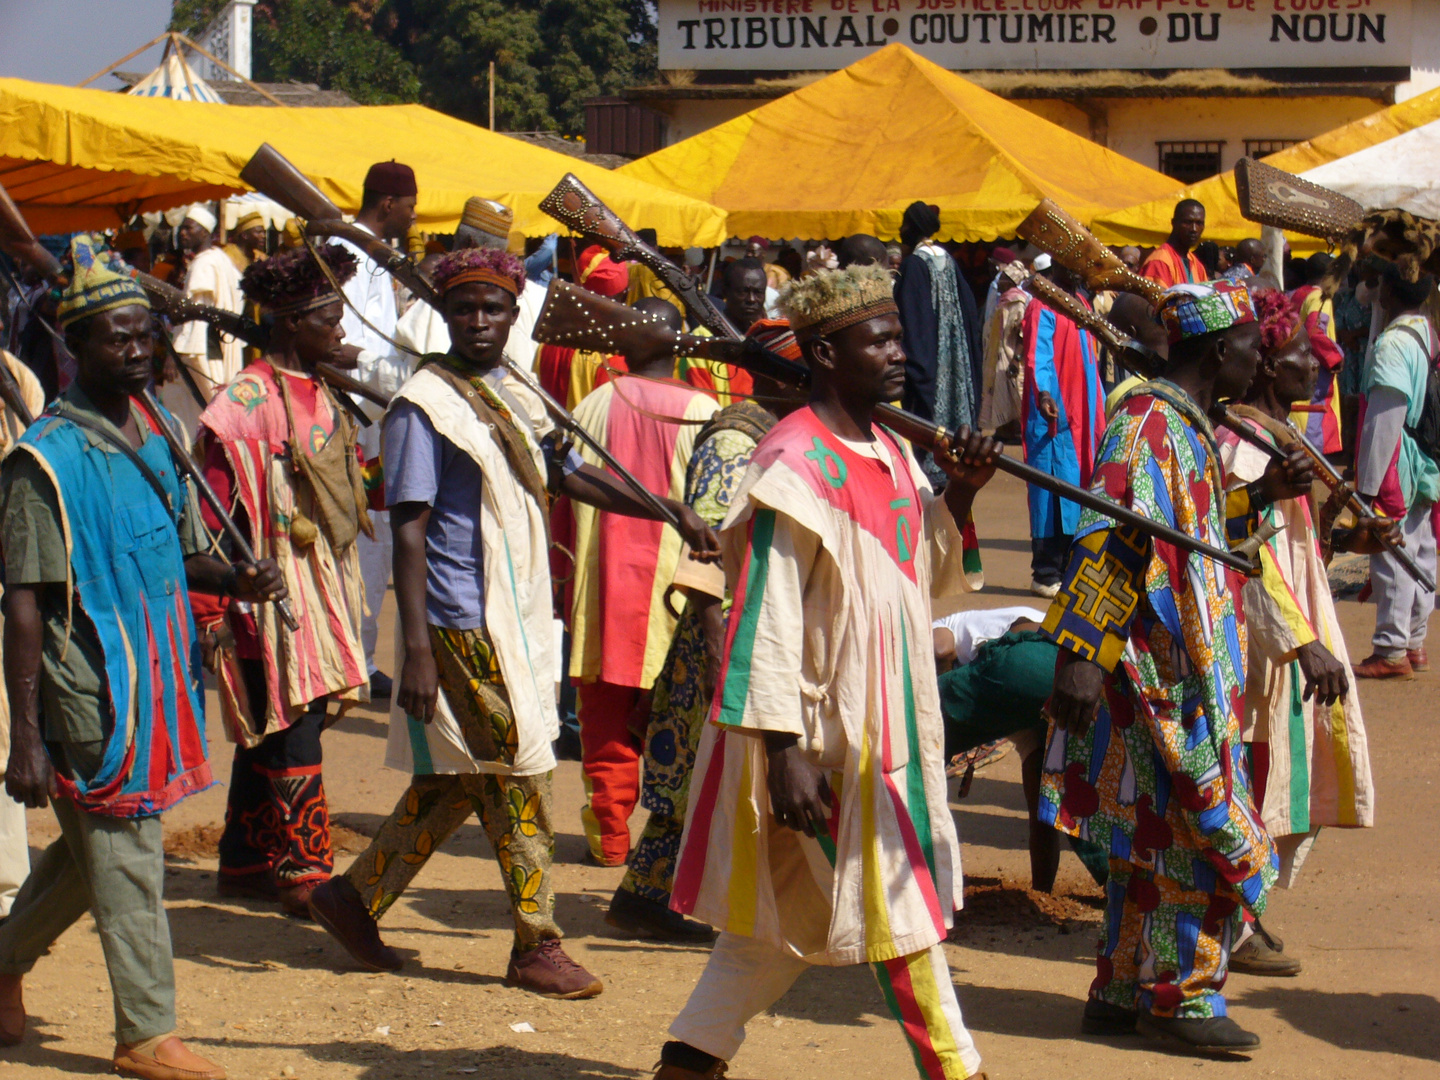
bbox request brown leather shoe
[308,877,403,972]
[1230,934,1302,977]
[1353,653,1414,679]
[0,973,23,1046]
[506,939,603,999]
[1408,647,1430,672]
[113,1036,226,1080]
[277,879,322,920]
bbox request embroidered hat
[777,263,899,342]
[433,247,525,299]
[233,210,265,233]
[363,160,417,198]
[241,242,357,316]
[746,318,802,362]
[57,234,151,329]
[458,196,514,248]
[577,245,629,298]
[1157,280,1256,345]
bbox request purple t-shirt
[382,388,582,629]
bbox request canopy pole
[76,30,170,88]
[489,62,496,131]
[704,247,718,294]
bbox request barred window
[1157,141,1225,185]
[1244,139,1298,160]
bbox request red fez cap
[364,160,417,198]
[991,247,1017,264]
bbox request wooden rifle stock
[539,174,737,338]
[1017,199,1164,306]
[315,361,390,409]
[239,143,346,222]
[0,182,65,287]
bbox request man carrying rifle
[171,204,245,402]
[197,245,372,917]
[307,248,718,997]
[1041,280,1313,1055]
[0,236,286,1080]
[656,265,992,1080]
[1215,288,1377,978]
[334,160,419,701]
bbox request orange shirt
[1140,243,1208,289]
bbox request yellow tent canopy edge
[0,77,728,247]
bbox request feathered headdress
[433,247,525,298]
[241,243,357,315]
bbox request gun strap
[52,403,177,520]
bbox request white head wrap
[1031,252,1053,272]
[183,204,217,232]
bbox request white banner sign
[658,0,1411,72]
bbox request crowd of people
[0,159,1421,1080]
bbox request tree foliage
[171,0,658,133]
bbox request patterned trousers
[671,932,982,1079]
[343,625,561,949]
[219,659,332,888]
[1093,857,1243,1019]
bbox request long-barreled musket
[0,177,303,623]
[134,269,373,426]
[539,174,737,338]
[239,144,685,532]
[532,278,1254,574]
[1019,198,1432,588]
[133,388,301,632]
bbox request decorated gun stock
[1235,157,1365,241]
[539,173,737,337]
[1017,198,1164,306]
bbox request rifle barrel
[136,389,302,633]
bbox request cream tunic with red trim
[671,406,962,966]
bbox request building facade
[600,0,1440,179]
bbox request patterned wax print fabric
[621,402,776,906]
[1218,420,1374,887]
[1286,288,1346,454]
[198,362,369,746]
[569,377,720,690]
[1020,297,1105,540]
[672,407,962,966]
[1096,856,1243,1019]
[1040,382,1277,903]
[1040,383,1278,1018]
[346,625,560,949]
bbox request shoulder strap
[1394,321,1437,364]
[53,405,176,518]
[423,361,549,511]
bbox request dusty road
[4,464,1438,1079]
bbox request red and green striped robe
[672,406,963,965]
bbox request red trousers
[577,680,644,864]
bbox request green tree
[173,0,659,132]
[171,0,421,105]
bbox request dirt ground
[4,463,1439,1079]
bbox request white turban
[1031,252,1053,272]
[183,204,217,232]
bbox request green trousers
[0,744,175,1043]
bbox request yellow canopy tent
[617,44,1180,243]
[0,77,728,246]
[1093,84,1440,251]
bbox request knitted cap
[578,245,629,299]
[57,234,150,329]
[777,264,898,342]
